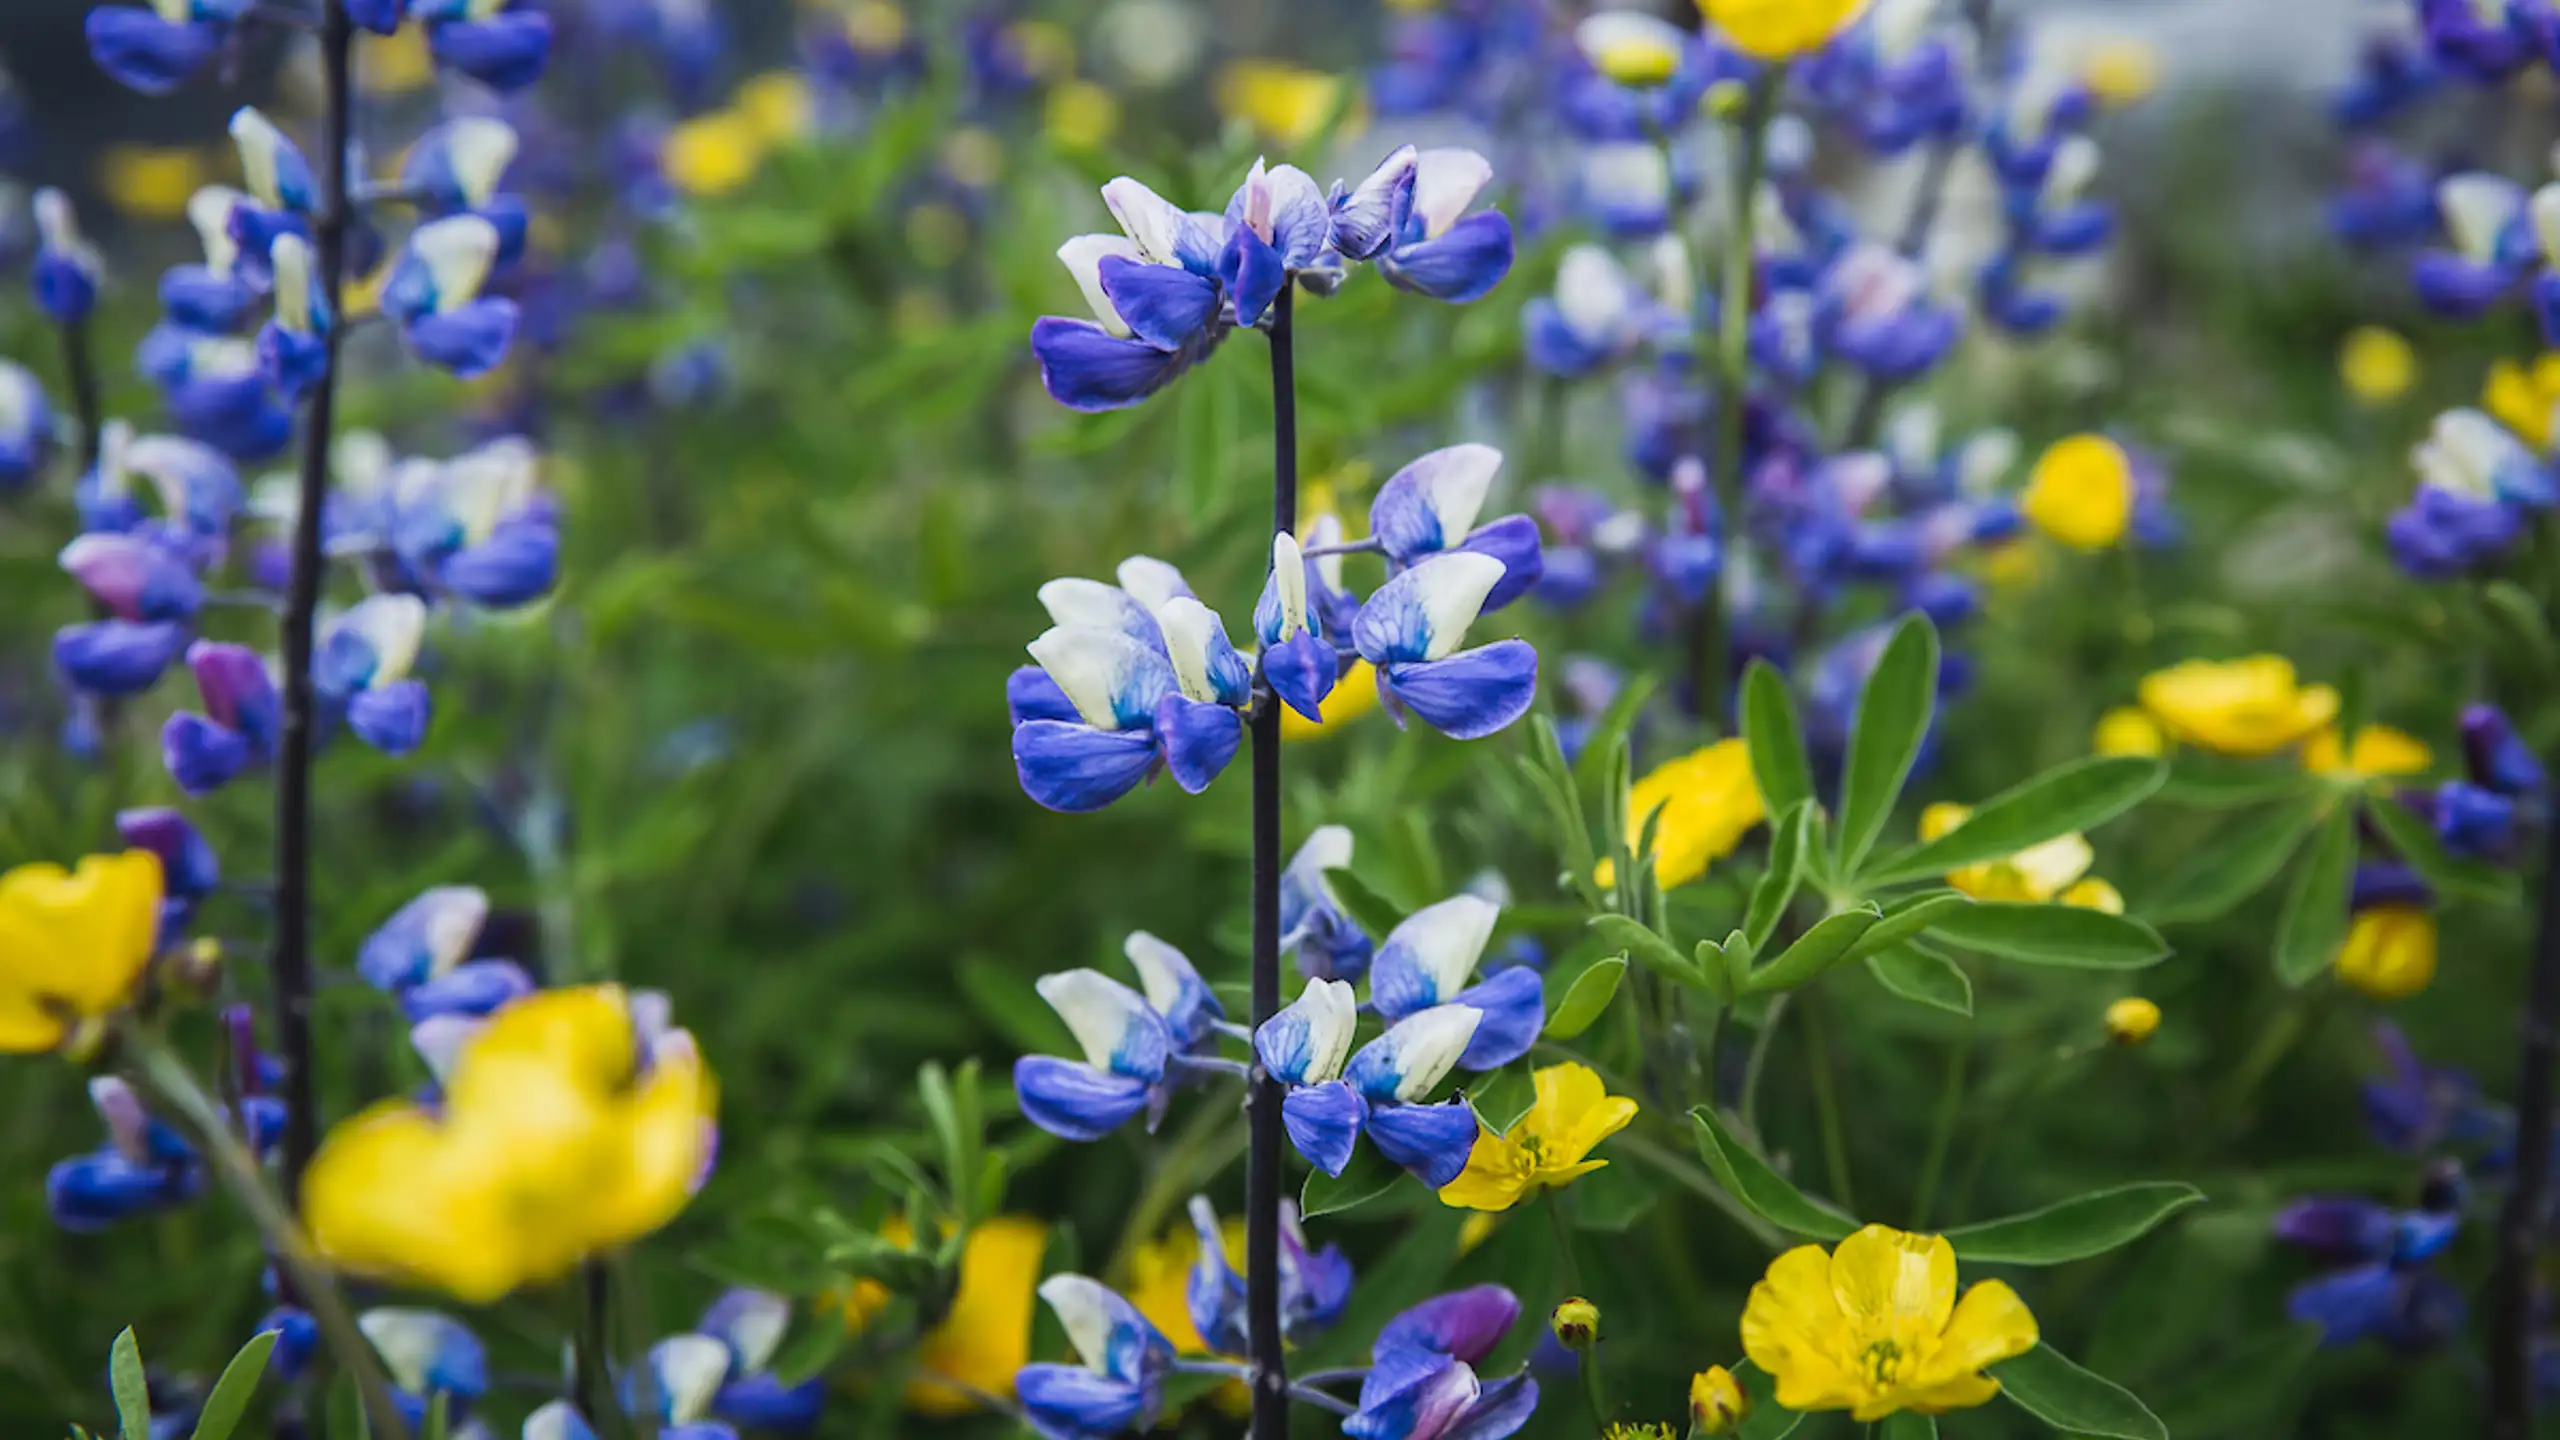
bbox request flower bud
[2104,997,2160,1046]
[1552,1296,1600,1351]
[1689,1365,1749,1436]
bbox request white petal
[1645,234,1691,321]
[1383,895,1499,1003]
[1378,1004,1482,1102]
[2440,173,2524,262]
[1036,969,1155,1070]
[2040,135,2102,207]
[652,1334,730,1424]
[442,117,519,207]
[272,233,314,332]
[1115,555,1192,614]
[1555,246,1632,344]
[1411,148,1494,239]
[342,593,428,685]
[711,1290,792,1373]
[1578,143,1670,221]
[408,1015,480,1086]
[1290,824,1354,880]
[523,1401,599,1440]
[2533,184,2560,268]
[1272,531,1309,636]
[1157,596,1228,702]
[188,185,246,273]
[229,108,291,208]
[409,215,500,313]
[1027,624,1171,730]
[1393,443,1502,548]
[1039,1275,1124,1373]
[1123,931,1194,1017]
[1058,233,1139,337]
[1303,513,1347,592]
[441,437,540,544]
[1397,551,1506,662]
[1101,176,1193,266]
[1296,977,1358,1083]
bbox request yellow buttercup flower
[2137,656,2338,758]
[2058,878,2124,914]
[2304,724,2433,782]
[2079,37,2159,106]
[1741,1224,2039,1421]
[1282,661,1382,740]
[841,1215,1049,1414]
[1456,1211,1501,1255]
[2339,327,2416,407]
[1698,0,1874,61]
[662,109,768,198]
[0,852,163,1054]
[736,71,815,145]
[1692,1365,1751,1434]
[2336,907,2436,1000]
[99,145,207,221]
[2091,706,2166,758]
[1551,1296,1601,1349]
[1578,12,1689,89]
[1217,61,1346,149]
[1439,1063,1638,1212]
[2484,354,2560,450]
[1602,739,1767,890]
[302,986,716,1304]
[2103,997,2160,1045]
[1918,803,2101,905]
[1045,80,1121,152]
[2020,435,2133,550]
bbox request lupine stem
[1246,285,1300,1439]
[573,1261,618,1437]
[55,313,103,472]
[2490,764,2560,1439]
[1696,66,1786,728]
[269,0,356,1206]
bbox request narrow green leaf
[2146,794,2326,923]
[1744,802,1815,954]
[2483,579,2560,674]
[916,1062,970,1199]
[189,1331,280,1440]
[2366,790,2524,906]
[1324,868,1409,939]
[1859,756,2165,887]
[1835,614,1940,873]
[1731,1360,1806,1440]
[1743,907,1884,993]
[1991,1344,2167,1440]
[110,1329,150,1440]
[1866,946,1972,1015]
[770,1302,854,1386]
[2158,752,2319,809]
[1944,1182,2205,1264]
[1927,904,2168,969]
[1543,956,1626,1040]
[1590,913,1702,987]
[1467,1065,1537,1134]
[1839,890,1972,966]
[2274,806,2357,986]
[1876,1413,1937,1439]
[1689,1107,1857,1239]
[420,1392,450,1440]
[1303,1143,1410,1218]
[1573,672,1660,797]
[1741,659,1816,818]
[325,1374,367,1440]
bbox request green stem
[2197,987,2331,1161]
[1576,1344,1610,1438]
[1544,1188,1584,1297]
[572,1262,623,1440]
[126,1029,409,1438]
[611,1250,661,1440]
[1947,1041,2097,1223]
[1105,1093,1246,1286]
[1910,1031,1972,1231]
[1803,989,1857,1214]
[1739,991,1792,1139]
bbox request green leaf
[2274,806,2357,986]
[1325,867,1411,939]
[1543,956,1626,1040]
[1859,756,2165,887]
[1731,1360,1806,1440]
[1944,1182,2205,1264]
[189,1331,279,1440]
[1927,904,2168,969]
[2365,790,2525,907]
[1573,672,1660,797]
[1743,907,1884,993]
[2158,752,2318,809]
[1866,945,1972,1015]
[1304,1143,1410,1218]
[1839,889,1972,966]
[1991,1344,2167,1440]
[1834,614,1940,874]
[1590,913,1702,987]
[1744,802,1816,954]
[770,1303,854,1386]
[421,1392,450,1440]
[955,957,1069,1057]
[2146,794,2326,923]
[325,1375,367,1440]
[1689,1106,1857,1239]
[110,1329,149,1440]
[1741,659,1816,818]
[1567,1160,1659,1231]
[1876,1414,1937,1439]
[1467,1065,1537,1134]
[2483,579,2560,674]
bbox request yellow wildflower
[2103,997,2160,1045]
[840,1215,1049,1413]
[2079,37,2159,106]
[1741,1225,2039,1421]
[1125,1214,1245,1353]
[2339,327,2416,407]
[2303,724,2433,781]
[2336,907,2436,1000]
[302,986,716,1304]
[1045,80,1121,152]
[1601,739,1767,890]
[1440,1063,1638,1212]
[1691,1365,1752,1435]
[1456,1212,1501,1255]
[2137,656,2338,758]
[1919,802,2098,905]
[1698,0,1874,61]
[1578,12,1689,89]
[2020,435,2134,550]
[2484,354,2560,450]
[2091,706,2166,758]
[1283,661,1382,740]
[99,146,206,221]
[661,109,767,198]
[0,852,163,1053]
[736,71,815,144]
[2059,878,2124,914]
[1217,61,1345,149]
[1552,1297,1601,1349]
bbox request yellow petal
[2007,833,2094,900]
[1902,1373,2004,1414]
[587,1044,717,1250]
[0,852,163,1027]
[1700,0,1873,58]
[2059,878,2124,914]
[1741,1244,1849,1377]
[304,1103,533,1305]
[1438,1127,1533,1212]
[1283,661,1381,741]
[2336,906,2437,1000]
[2091,707,2165,758]
[1829,1225,1955,1330]
[1917,803,1972,844]
[909,1215,1048,1412]
[1920,1280,2040,1383]
[2339,326,2416,407]
[2021,435,2134,550]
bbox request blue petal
[188,639,278,748]
[1380,641,1539,741]
[1255,978,1357,1087]
[1123,932,1224,1050]
[400,960,534,1022]
[358,1308,489,1403]
[54,619,189,696]
[84,11,219,96]
[1523,299,1613,378]
[404,297,519,377]
[2031,201,2115,255]
[1097,256,1221,351]
[347,679,432,755]
[1014,1056,1152,1142]
[1281,1080,1368,1177]
[1353,552,1507,667]
[160,265,257,331]
[1220,225,1286,328]
[1016,1365,1150,1440]
[1381,212,1514,304]
[1444,1372,1540,1440]
[257,323,330,398]
[116,808,219,899]
[1370,896,1500,1020]
[1153,694,1241,795]
[46,1149,196,1231]
[1261,632,1339,724]
[357,886,489,993]
[1455,516,1545,612]
[1331,146,1419,261]
[1031,316,1201,412]
[1184,1197,1249,1356]
[1371,443,1502,562]
[711,1374,824,1434]
[346,0,403,33]
[1378,1285,1521,1366]
[427,13,554,91]
[1008,666,1083,725]
[1365,1099,1480,1187]
[2287,1263,2399,1347]
[1012,720,1159,813]
[1450,968,1541,1070]
[161,712,253,795]
[1347,1354,1477,1440]
[2410,249,2515,317]
[440,520,558,607]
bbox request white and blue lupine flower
[31,188,103,326]
[1523,245,1650,379]
[45,1078,206,1231]
[1014,625,1179,811]
[1350,553,1539,741]
[156,333,293,461]
[257,233,333,397]
[380,215,521,377]
[1219,157,1333,326]
[1369,895,1542,1072]
[161,641,280,793]
[1573,142,1675,240]
[1016,1276,1175,1440]
[625,1333,743,1440]
[160,186,259,332]
[524,1403,602,1440]
[1012,571,1252,810]
[1280,825,1374,981]
[1184,1194,1353,1359]
[1258,977,1363,1171]
[360,1308,489,1431]
[410,0,556,91]
[696,1289,826,1434]
[1261,987,1482,1186]
[1817,242,1964,382]
[60,532,204,625]
[1377,147,1514,303]
[391,437,560,607]
[84,0,251,95]
[1015,969,1176,1142]
[1254,532,1339,723]
[1347,1286,1539,1440]
[1366,443,1544,611]
[2412,173,2541,318]
[0,361,50,486]
[358,884,491,992]
[1032,176,1234,412]
[1328,144,1420,262]
[315,593,433,755]
[1123,931,1224,1053]
[401,118,528,263]
[231,105,316,215]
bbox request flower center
[1860,1338,1907,1390]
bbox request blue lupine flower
[1017,1276,1174,1440]
[60,532,205,624]
[160,185,259,332]
[391,437,560,607]
[256,233,333,397]
[1346,1285,1538,1440]
[2274,1174,2467,1352]
[1015,969,1176,1141]
[31,188,103,325]
[2462,703,2546,797]
[1818,241,1963,380]
[402,959,535,1021]
[116,807,220,919]
[1351,553,1539,740]
[163,641,280,794]
[1183,1194,1353,1357]
[1369,895,1540,1071]
[1571,142,1675,240]
[158,336,293,460]
[1032,177,1241,412]
[1254,532,1341,722]
[697,1289,825,1433]
[85,0,250,94]
[401,118,528,263]
[229,107,316,255]
[381,216,522,376]
[46,1078,206,1230]
[2410,174,2542,318]
[2415,0,2547,82]
[1261,988,1484,1185]
[411,0,556,91]
[1281,824,1376,981]
[360,885,493,992]
[1368,443,1544,611]
[2362,1022,2510,1157]
[625,1332,748,1440]
[2331,141,2442,249]
[360,1309,489,1430]
[0,360,49,486]
[2335,32,2442,129]
[54,613,191,698]
[1799,0,1968,154]
[1122,931,1224,1053]
[254,1306,323,1384]
[1524,244,1655,378]
[2389,407,2558,578]
[316,594,434,755]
